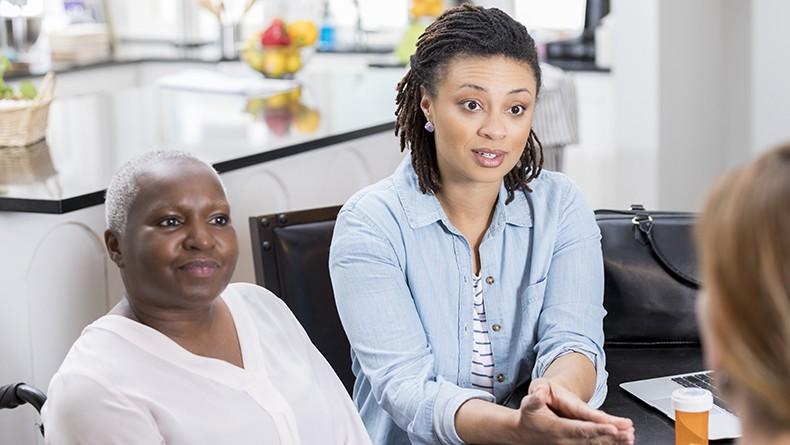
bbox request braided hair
[394,4,543,203]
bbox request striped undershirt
[471,275,494,393]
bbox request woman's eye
[211,215,230,226]
[509,105,526,115]
[462,100,480,111]
[158,217,181,227]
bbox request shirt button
[485,276,495,285]
[496,373,506,383]
[491,323,501,332]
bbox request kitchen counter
[0,58,406,213]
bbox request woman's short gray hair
[105,150,223,234]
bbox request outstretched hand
[511,378,634,445]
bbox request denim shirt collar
[392,154,533,230]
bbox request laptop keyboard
[671,371,733,414]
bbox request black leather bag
[595,205,701,346]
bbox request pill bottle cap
[672,388,714,413]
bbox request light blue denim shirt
[329,155,607,445]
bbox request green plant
[0,55,38,100]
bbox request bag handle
[632,211,701,288]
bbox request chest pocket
[522,277,547,306]
[514,278,547,345]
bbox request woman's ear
[419,86,433,122]
[105,229,124,268]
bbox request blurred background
[1,1,788,444]
[1,0,786,210]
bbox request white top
[470,275,495,393]
[42,283,372,445]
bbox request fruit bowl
[242,19,317,79]
[243,44,310,79]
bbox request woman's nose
[478,113,507,140]
[183,223,214,250]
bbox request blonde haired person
[696,143,790,445]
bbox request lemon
[262,50,287,78]
[287,20,318,47]
[285,51,302,73]
[245,51,266,72]
[263,91,290,108]
[244,31,261,51]
[427,3,443,17]
[294,106,320,133]
[245,98,265,114]
[410,3,427,18]
[286,86,302,102]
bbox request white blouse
[42,283,372,445]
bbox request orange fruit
[287,20,318,47]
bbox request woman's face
[108,159,238,310]
[420,55,537,188]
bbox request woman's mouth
[179,260,220,278]
[472,149,506,168]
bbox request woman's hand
[513,378,635,445]
[455,379,634,445]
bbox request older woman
[329,5,633,445]
[42,151,371,444]
[696,144,790,445]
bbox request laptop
[620,370,742,440]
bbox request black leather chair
[248,205,354,394]
[0,382,46,436]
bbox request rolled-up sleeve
[531,180,608,408]
[330,206,494,445]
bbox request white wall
[721,0,753,167]
[751,0,790,154]
[610,0,659,209]
[611,0,790,211]
[473,0,515,16]
[656,0,728,211]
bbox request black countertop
[0,60,405,214]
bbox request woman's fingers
[546,381,611,424]
[521,383,550,410]
[615,425,636,445]
[519,389,625,445]
[607,413,634,430]
[545,415,620,443]
[522,378,635,445]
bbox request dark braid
[394,4,544,203]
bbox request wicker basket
[0,72,55,147]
